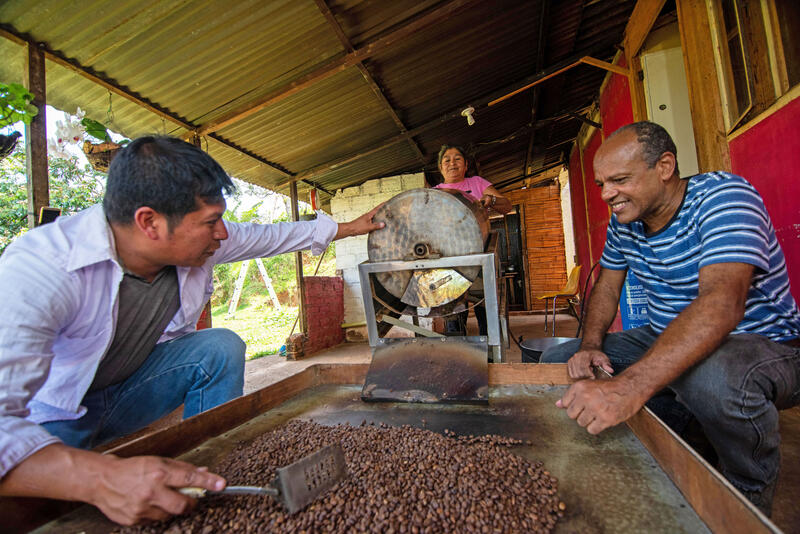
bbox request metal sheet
[36,384,711,534]
[361,337,488,403]
[399,268,471,307]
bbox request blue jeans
[540,326,800,496]
[43,328,246,449]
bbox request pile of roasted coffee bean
[120,420,563,533]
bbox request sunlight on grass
[211,294,298,360]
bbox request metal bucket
[520,337,576,363]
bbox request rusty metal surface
[38,384,711,533]
[361,337,488,403]
[367,188,488,307]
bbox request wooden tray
[6,364,781,533]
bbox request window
[768,0,800,91]
[709,0,799,132]
[720,0,752,123]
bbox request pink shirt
[435,175,492,203]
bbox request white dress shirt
[0,204,337,477]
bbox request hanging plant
[0,82,39,161]
[80,116,129,173]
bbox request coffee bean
[116,421,561,533]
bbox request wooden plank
[106,368,318,459]
[313,0,425,164]
[627,406,778,534]
[488,363,571,385]
[0,26,294,179]
[624,0,668,58]
[195,0,476,137]
[24,43,48,229]
[675,0,731,172]
[626,53,649,121]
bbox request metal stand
[358,252,503,363]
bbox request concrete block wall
[303,276,345,354]
[331,173,425,323]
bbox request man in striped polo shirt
[540,121,800,515]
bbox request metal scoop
[180,443,347,514]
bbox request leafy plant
[0,83,39,128]
[80,116,129,145]
[0,146,105,254]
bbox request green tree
[0,146,105,254]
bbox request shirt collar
[65,204,121,273]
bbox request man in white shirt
[0,136,383,525]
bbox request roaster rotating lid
[367,188,488,308]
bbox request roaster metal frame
[357,252,503,362]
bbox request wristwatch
[490,195,496,207]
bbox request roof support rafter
[524,0,549,177]
[0,24,295,180]
[313,0,425,165]
[191,0,476,137]
[278,44,613,188]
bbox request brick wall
[330,173,426,323]
[303,276,345,354]
[505,183,568,311]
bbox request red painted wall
[303,276,345,355]
[729,95,800,302]
[599,57,634,138]
[568,64,633,332]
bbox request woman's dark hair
[613,121,680,177]
[437,144,467,168]
[103,136,236,228]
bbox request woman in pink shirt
[433,145,512,339]
[434,145,512,214]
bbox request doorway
[491,208,527,311]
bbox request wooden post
[191,134,213,328]
[24,42,48,229]
[676,0,731,172]
[290,181,308,334]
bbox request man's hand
[334,203,385,240]
[566,348,614,379]
[87,454,226,525]
[0,444,226,526]
[555,376,647,434]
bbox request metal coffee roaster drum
[358,188,505,404]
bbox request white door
[641,29,699,177]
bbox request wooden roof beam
[0,24,295,179]
[313,0,425,165]
[278,45,612,188]
[524,0,550,177]
[192,0,476,138]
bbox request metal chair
[535,265,581,336]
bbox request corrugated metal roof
[0,0,636,206]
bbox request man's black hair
[613,121,680,177]
[103,136,236,228]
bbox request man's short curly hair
[611,121,680,177]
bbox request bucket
[520,337,576,363]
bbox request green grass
[211,294,298,360]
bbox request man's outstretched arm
[558,261,754,434]
[0,443,226,525]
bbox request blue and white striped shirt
[601,172,800,341]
